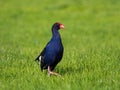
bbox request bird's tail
[35,56,39,62]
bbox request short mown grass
[0,0,120,90]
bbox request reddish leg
[48,66,61,77]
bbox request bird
[35,22,64,77]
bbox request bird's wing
[35,42,50,61]
[35,48,46,61]
[35,42,50,70]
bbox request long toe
[49,71,61,77]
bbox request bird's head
[52,22,64,31]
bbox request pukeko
[35,22,64,76]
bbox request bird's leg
[48,66,51,77]
[48,66,61,77]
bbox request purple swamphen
[35,22,64,76]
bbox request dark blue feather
[35,22,64,71]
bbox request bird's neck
[52,29,60,39]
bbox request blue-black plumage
[35,22,64,76]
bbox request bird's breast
[45,38,64,65]
[46,38,63,55]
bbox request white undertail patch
[39,56,41,61]
[39,56,42,65]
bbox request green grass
[0,0,120,90]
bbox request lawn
[0,0,120,90]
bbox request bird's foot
[48,66,62,78]
[48,71,61,77]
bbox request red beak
[60,24,64,29]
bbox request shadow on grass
[58,66,84,76]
